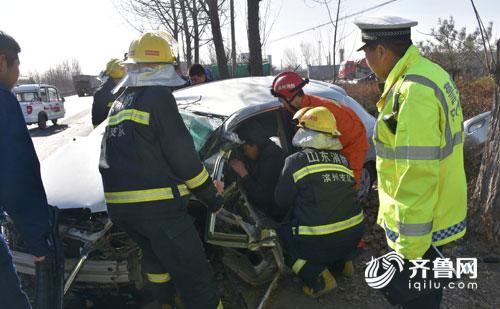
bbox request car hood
[41,132,107,213]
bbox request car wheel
[357,162,376,202]
[52,119,58,126]
[38,113,47,130]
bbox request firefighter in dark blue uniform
[99,31,223,309]
[91,58,125,127]
[0,31,51,309]
[275,106,364,298]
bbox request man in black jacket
[229,121,286,221]
[99,31,223,309]
[91,59,125,127]
[0,31,50,309]
[275,106,364,298]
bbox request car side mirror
[60,97,65,103]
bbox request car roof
[13,83,55,92]
[174,76,348,121]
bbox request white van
[13,84,66,129]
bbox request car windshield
[16,92,39,102]
[179,110,223,151]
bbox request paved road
[30,95,94,161]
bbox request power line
[267,0,399,44]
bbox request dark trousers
[278,222,364,288]
[111,214,220,309]
[380,246,444,309]
[0,234,31,309]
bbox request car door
[39,86,49,117]
[204,109,288,248]
[47,87,62,119]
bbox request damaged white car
[2,77,377,307]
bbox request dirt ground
[226,190,500,309]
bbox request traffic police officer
[354,16,467,307]
[0,31,51,309]
[91,58,125,127]
[99,31,223,309]
[274,106,364,298]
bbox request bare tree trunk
[470,39,500,249]
[192,0,200,63]
[332,0,340,82]
[203,0,229,78]
[169,0,179,41]
[179,0,192,67]
[230,0,237,77]
[247,0,263,76]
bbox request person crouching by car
[274,106,364,298]
[229,120,286,222]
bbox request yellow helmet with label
[125,31,177,64]
[293,106,341,136]
[105,58,125,79]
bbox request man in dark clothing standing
[275,106,364,298]
[99,31,223,309]
[91,58,125,127]
[229,121,286,221]
[0,31,51,309]
[188,63,213,85]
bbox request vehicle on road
[3,77,377,306]
[72,75,101,97]
[13,84,66,129]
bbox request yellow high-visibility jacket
[374,45,467,259]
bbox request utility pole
[230,0,236,77]
[318,40,321,65]
[332,0,341,83]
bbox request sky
[1,0,499,76]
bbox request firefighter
[229,120,286,221]
[0,31,51,309]
[270,71,369,186]
[354,16,467,307]
[99,31,223,309]
[274,106,364,298]
[91,58,125,127]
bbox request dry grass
[342,77,495,120]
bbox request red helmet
[271,71,309,98]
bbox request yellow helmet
[125,31,177,64]
[293,106,341,136]
[105,59,125,79]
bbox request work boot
[302,269,337,298]
[342,260,354,277]
[174,294,184,309]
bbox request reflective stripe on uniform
[374,74,463,161]
[178,184,190,196]
[105,185,188,204]
[146,272,171,283]
[375,131,462,161]
[295,211,364,236]
[384,219,466,243]
[185,168,209,189]
[398,221,433,236]
[108,108,150,126]
[292,258,307,274]
[217,300,224,309]
[292,163,354,183]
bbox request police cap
[354,16,417,51]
